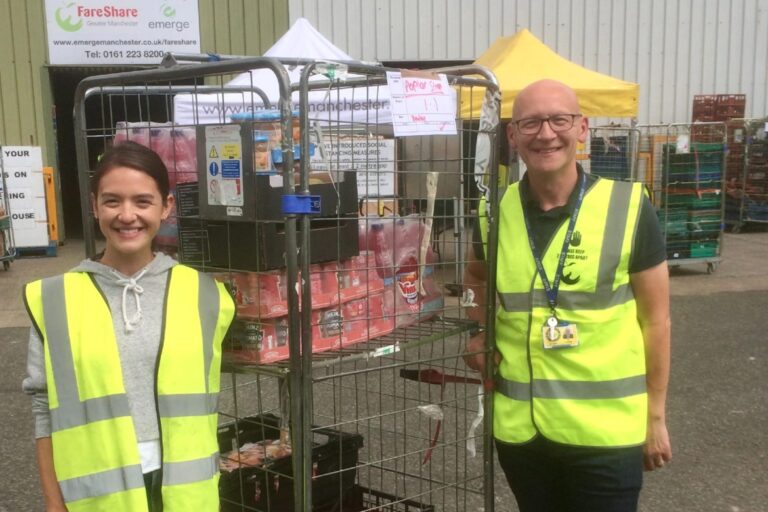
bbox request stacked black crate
[590,134,631,181]
[744,128,768,221]
[725,121,747,226]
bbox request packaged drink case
[360,216,444,328]
[213,270,289,319]
[298,262,340,310]
[340,291,395,348]
[312,307,346,348]
[225,313,340,365]
[114,122,199,256]
[337,251,385,302]
[113,122,198,188]
[225,317,290,365]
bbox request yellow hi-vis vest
[24,265,235,512]
[481,177,648,447]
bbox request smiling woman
[21,141,235,512]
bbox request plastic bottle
[391,218,419,326]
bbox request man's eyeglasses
[513,114,582,135]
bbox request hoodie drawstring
[114,267,148,332]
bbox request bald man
[464,80,671,512]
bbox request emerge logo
[55,2,83,32]
[161,3,176,17]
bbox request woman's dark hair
[91,141,170,201]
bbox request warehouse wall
[0,0,53,158]
[198,0,289,56]
[0,0,288,156]
[0,0,289,240]
[288,0,768,124]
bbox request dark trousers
[144,469,163,512]
[496,436,643,512]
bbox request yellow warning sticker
[222,144,240,159]
[209,146,219,158]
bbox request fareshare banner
[45,0,200,65]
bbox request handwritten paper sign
[386,70,457,137]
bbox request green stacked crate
[662,141,724,264]
[665,192,722,209]
[690,241,718,258]
[657,209,688,239]
[688,210,721,240]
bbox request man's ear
[507,122,518,150]
[577,116,589,144]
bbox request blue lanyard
[521,173,586,316]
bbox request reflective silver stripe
[496,375,646,401]
[51,394,132,433]
[59,464,144,503]
[533,375,647,399]
[197,272,220,394]
[597,181,633,294]
[495,377,531,400]
[164,453,219,486]
[500,283,634,312]
[498,291,529,312]
[42,276,80,413]
[42,276,133,432]
[157,393,218,417]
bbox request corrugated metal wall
[0,0,288,240]
[0,0,50,148]
[0,0,289,151]
[198,0,289,56]
[289,0,768,123]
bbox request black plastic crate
[178,215,359,271]
[218,414,364,512]
[316,486,435,512]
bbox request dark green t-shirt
[473,168,666,273]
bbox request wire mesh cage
[635,122,726,273]
[723,118,768,232]
[587,126,640,182]
[73,57,501,511]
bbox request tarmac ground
[1,232,766,511]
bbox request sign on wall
[45,0,200,65]
[0,147,50,249]
[310,137,396,198]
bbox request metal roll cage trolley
[74,54,501,511]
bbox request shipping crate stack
[744,134,768,221]
[691,94,746,143]
[724,121,748,225]
[660,142,724,261]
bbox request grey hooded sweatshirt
[23,253,177,451]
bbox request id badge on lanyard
[542,316,580,349]
[522,174,586,351]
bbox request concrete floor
[1,231,766,511]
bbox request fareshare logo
[161,3,176,17]
[55,2,83,32]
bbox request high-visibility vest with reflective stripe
[24,265,235,512]
[483,177,648,447]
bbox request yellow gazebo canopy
[461,29,639,119]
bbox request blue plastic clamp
[282,195,321,214]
